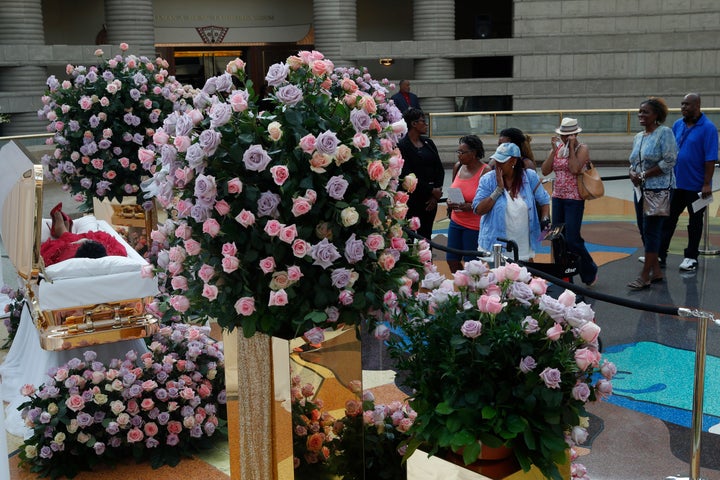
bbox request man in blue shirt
[659,93,719,271]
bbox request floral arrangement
[17,322,226,479]
[335,388,415,480]
[385,260,615,480]
[290,376,342,478]
[143,50,427,339]
[1,284,25,349]
[38,43,193,211]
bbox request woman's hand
[495,166,504,190]
[629,169,643,187]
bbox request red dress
[40,231,128,266]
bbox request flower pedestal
[223,326,363,480]
[407,449,570,480]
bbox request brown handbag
[577,161,604,200]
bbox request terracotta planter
[444,448,519,479]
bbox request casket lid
[0,141,44,281]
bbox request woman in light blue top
[628,97,677,290]
[472,142,550,261]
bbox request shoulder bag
[577,160,604,200]
[640,147,670,217]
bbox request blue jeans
[446,220,481,262]
[634,191,665,253]
[551,198,598,284]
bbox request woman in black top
[399,108,445,240]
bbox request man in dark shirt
[390,80,420,113]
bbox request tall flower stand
[407,449,571,480]
[223,326,363,479]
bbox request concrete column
[312,0,357,68]
[0,0,47,135]
[104,0,155,58]
[413,0,455,112]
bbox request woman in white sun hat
[541,117,599,286]
[473,142,550,261]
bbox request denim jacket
[629,126,677,190]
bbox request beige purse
[577,161,604,200]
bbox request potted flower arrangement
[143,51,427,339]
[17,322,226,479]
[385,260,615,480]
[1,284,25,349]
[38,43,194,212]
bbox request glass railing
[428,108,720,138]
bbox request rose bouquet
[290,376,343,479]
[1,284,25,349]
[385,260,615,480]
[17,322,226,479]
[143,51,427,339]
[335,389,416,480]
[38,43,194,211]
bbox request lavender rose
[185,143,206,172]
[265,63,289,87]
[311,239,342,269]
[243,144,272,172]
[256,191,281,217]
[460,320,482,339]
[315,130,340,155]
[344,233,364,264]
[209,102,233,128]
[538,294,567,322]
[276,84,303,106]
[325,175,349,200]
[508,281,535,306]
[198,128,222,156]
[194,174,217,206]
[330,268,353,289]
[349,108,372,132]
[539,367,562,389]
[519,356,537,373]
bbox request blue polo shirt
[672,113,719,191]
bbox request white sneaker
[679,258,698,271]
[638,256,645,263]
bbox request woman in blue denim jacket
[472,143,550,261]
[628,97,678,289]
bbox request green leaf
[435,402,454,415]
[481,405,497,419]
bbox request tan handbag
[577,161,604,200]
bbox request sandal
[627,278,651,290]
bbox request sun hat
[490,142,521,163]
[555,117,582,135]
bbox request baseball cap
[490,142,521,163]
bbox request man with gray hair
[658,93,719,272]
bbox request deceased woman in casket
[40,203,128,266]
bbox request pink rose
[338,290,354,305]
[291,197,312,217]
[529,277,548,295]
[287,265,303,281]
[477,294,504,314]
[377,253,396,271]
[352,132,370,149]
[184,239,201,256]
[264,219,283,237]
[144,422,159,437]
[546,322,564,341]
[20,384,36,396]
[292,239,311,258]
[595,378,613,399]
[214,199,231,216]
[127,428,144,443]
[259,257,276,274]
[222,242,238,257]
[299,133,316,153]
[578,321,601,344]
[222,256,240,273]
[141,398,155,411]
[268,289,288,306]
[574,347,598,371]
[402,174,418,193]
[504,263,522,281]
[279,225,298,244]
[365,234,385,252]
[453,271,471,287]
[601,360,617,380]
[169,295,190,313]
[167,420,183,435]
[175,223,192,240]
[65,394,85,412]
[367,160,385,181]
[270,165,290,185]
[558,289,577,307]
[171,275,189,291]
[198,264,215,283]
[203,218,221,237]
[235,209,255,227]
[173,135,191,152]
[234,297,256,316]
[140,264,154,278]
[202,284,219,301]
[227,177,243,194]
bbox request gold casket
[0,140,159,351]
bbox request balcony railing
[427,108,720,138]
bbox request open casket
[0,140,159,351]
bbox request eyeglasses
[456,150,470,155]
